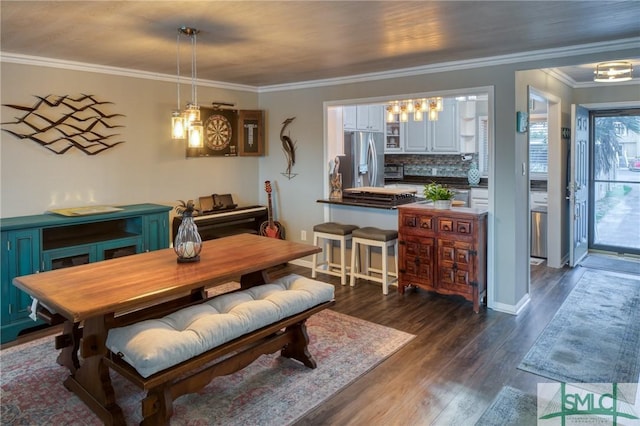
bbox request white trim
[0,52,257,93]
[258,37,640,93]
[289,258,313,269]
[2,37,638,92]
[491,293,531,315]
[545,67,640,89]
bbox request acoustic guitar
[259,180,285,239]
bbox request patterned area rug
[518,270,640,383]
[475,386,537,426]
[0,310,414,425]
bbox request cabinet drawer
[400,213,434,232]
[437,217,474,235]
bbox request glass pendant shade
[185,104,200,124]
[435,97,444,112]
[429,107,438,121]
[171,111,186,139]
[414,109,423,122]
[386,106,394,123]
[188,120,204,148]
[174,210,202,263]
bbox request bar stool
[311,222,359,285]
[349,227,398,295]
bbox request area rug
[475,386,537,426]
[580,254,640,275]
[518,270,640,384]
[0,310,414,425]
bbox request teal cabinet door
[1,229,43,343]
[144,212,169,251]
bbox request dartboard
[205,114,232,151]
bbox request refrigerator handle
[368,135,377,187]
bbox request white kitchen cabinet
[385,117,403,152]
[356,105,384,132]
[431,98,459,152]
[404,116,428,152]
[343,106,357,130]
[398,98,459,154]
[344,105,384,132]
[470,187,489,209]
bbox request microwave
[384,164,404,180]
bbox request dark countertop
[387,176,489,189]
[317,197,426,210]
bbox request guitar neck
[267,193,274,226]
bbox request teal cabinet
[0,203,171,343]
[144,212,170,252]
[1,229,44,342]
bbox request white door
[569,105,589,266]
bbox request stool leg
[340,236,347,285]
[394,240,399,279]
[382,242,389,295]
[350,240,358,287]
[311,234,319,278]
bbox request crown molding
[0,52,258,93]
[2,37,638,92]
[258,37,640,92]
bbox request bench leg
[141,387,173,426]
[281,319,317,369]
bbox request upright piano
[172,205,268,242]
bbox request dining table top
[13,234,321,323]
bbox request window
[529,119,548,175]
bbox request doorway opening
[589,108,640,256]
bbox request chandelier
[171,26,204,148]
[386,97,443,123]
[593,61,633,83]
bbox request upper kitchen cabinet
[400,98,459,154]
[344,105,384,132]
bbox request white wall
[0,62,260,218]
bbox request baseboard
[288,258,313,269]
[489,293,531,315]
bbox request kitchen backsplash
[386,154,479,178]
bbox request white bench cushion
[105,274,334,378]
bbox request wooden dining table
[13,233,321,425]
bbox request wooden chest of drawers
[397,203,488,313]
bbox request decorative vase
[467,161,481,186]
[434,200,452,209]
[174,209,202,263]
[329,172,342,200]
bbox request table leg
[239,269,271,289]
[63,315,125,425]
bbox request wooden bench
[102,274,334,425]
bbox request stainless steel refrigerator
[341,131,385,188]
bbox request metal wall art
[280,116,297,179]
[1,94,125,155]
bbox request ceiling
[1,1,639,88]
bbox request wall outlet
[431,167,438,175]
[301,230,307,241]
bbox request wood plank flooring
[269,262,585,425]
[4,260,633,425]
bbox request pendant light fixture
[170,26,204,148]
[171,31,186,140]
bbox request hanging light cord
[176,31,181,110]
[191,31,197,106]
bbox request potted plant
[423,182,456,209]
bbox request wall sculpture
[1,94,125,155]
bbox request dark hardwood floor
[269,262,585,425]
[5,259,632,425]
